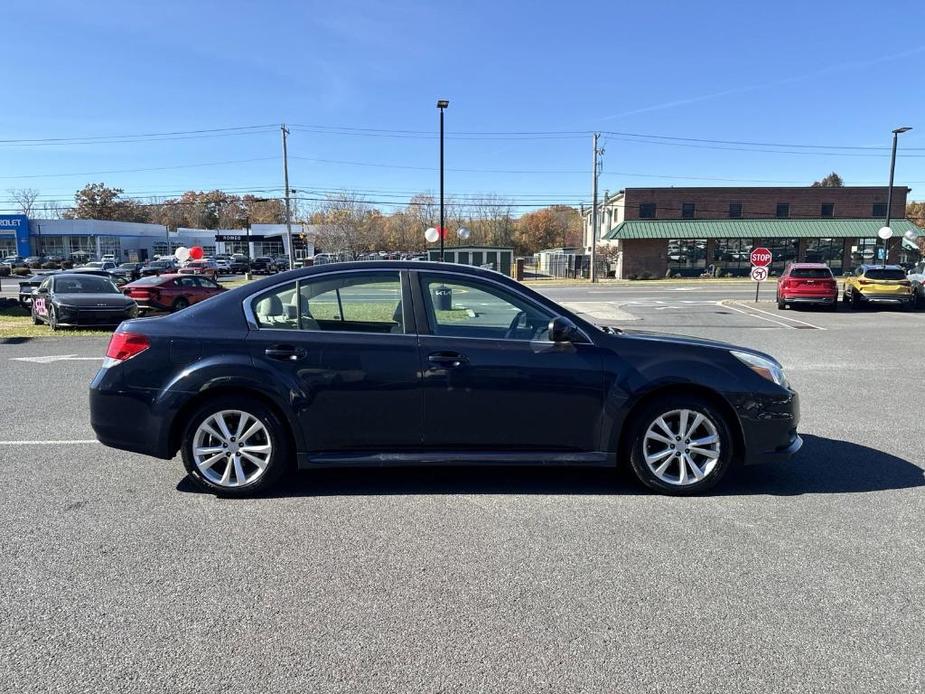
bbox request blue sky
[2,0,924,215]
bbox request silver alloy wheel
[192,409,272,488]
[642,409,721,486]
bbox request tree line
[7,183,584,257]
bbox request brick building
[583,186,923,278]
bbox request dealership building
[0,216,316,261]
[583,186,924,277]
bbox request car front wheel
[627,396,734,495]
[181,397,291,496]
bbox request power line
[0,124,277,144]
[0,157,280,180]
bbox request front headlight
[731,350,789,388]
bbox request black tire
[850,290,860,309]
[172,297,190,312]
[777,294,786,310]
[180,396,292,496]
[626,395,735,495]
[48,306,59,331]
[842,290,849,304]
[32,309,42,325]
[828,301,838,312]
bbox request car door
[413,271,605,453]
[245,269,423,452]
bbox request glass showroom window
[0,238,16,255]
[667,238,707,276]
[761,238,799,273]
[38,236,66,257]
[850,238,878,268]
[67,235,96,254]
[805,238,843,271]
[99,237,122,258]
[714,238,753,276]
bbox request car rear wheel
[627,396,734,495]
[48,306,59,331]
[181,397,291,496]
[850,289,860,309]
[777,294,786,310]
[172,297,190,312]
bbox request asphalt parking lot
[1,283,923,693]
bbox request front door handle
[265,344,306,361]
[428,351,468,368]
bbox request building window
[821,203,834,218]
[776,203,790,219]
[667,239,707,275]
[728,202,742,219]
[805,237,843,271]
[681,202,695,219]
[872,202,887,218]
[639,203,656,219]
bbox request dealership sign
[0,214,31,255]
[215,233,265,242]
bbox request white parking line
[731,301,826,330]
[0,440,99,445]
[720,302,796,329]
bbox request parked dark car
[229,255,251,273]
[140,260,178,277]
[32,273,138,331]
[18,271,60,307]
[122,274,226,312]
[251,256,278,275]
[90,262,801,497]
[112,262,144,282]
[68,267,129,288]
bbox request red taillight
[899,280,911,287]
[105,332,149,363]
[858,279,872,285]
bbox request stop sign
[750,247,772,267]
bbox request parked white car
[908,261,925,307]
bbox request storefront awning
[604,218,924,241]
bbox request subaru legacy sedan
[90,262,801,496]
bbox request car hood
[55,293,135,307]
[613,328,781,366]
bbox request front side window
[420,273,554,341]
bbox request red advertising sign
[750,247,772,267]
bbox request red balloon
[189,246,204,260]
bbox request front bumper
[734,389,802,466]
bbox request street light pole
[883,126,912,267]
[437,100,449,261]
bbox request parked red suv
[777,263,838,311]
[122,274,226,312]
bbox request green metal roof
[604,218,924,240]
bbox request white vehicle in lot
[214,259,232,274]
[908,261,925,307]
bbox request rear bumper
[90,370,174,459]
[783,295,835,305]
[858,292,912,304]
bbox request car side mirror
[548,316,580,343]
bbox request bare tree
[8,188,40,216]
[314,192,384,259]
[38,199,66,219]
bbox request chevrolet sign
[0,214,30,255]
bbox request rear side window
[252,282,299,329]
[790,268,834,279]
[865,269,906,281]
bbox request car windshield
[865,269,906,280]
[54,276,119,293]
[790,268,833,279]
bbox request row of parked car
[776,262,925,310]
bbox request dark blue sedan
[89,261,800,496]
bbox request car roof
[787,262,830,269]
[859,264,904,271]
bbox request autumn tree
[67,183,147,221]
[907,201,925,227]
[514,205,582,255]
[811,172,844,187]
[313,193,384,259]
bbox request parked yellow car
[843,264,914,309]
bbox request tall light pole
[437,100,449,261]
[883,126,912,267]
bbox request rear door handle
[428,351,468,368]
[265,344,306,361]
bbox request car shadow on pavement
[175,434,923,498]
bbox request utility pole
[281,123,294,270]
[589,133,603,283]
